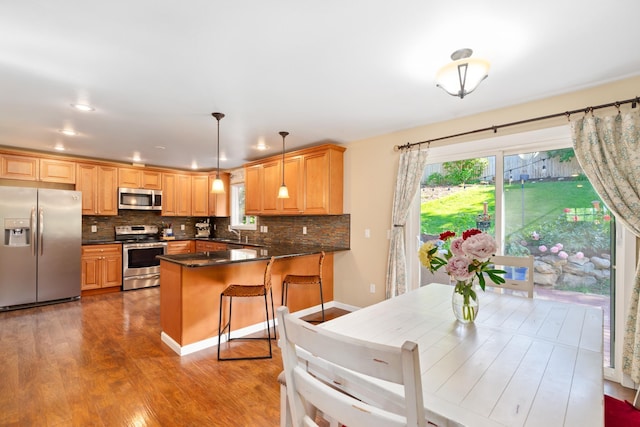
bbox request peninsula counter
[157,245,347,355]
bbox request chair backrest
[489,255,535,298]
[277,306,426,427]
[263,256,275,291]
[317,251,325,279]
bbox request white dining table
[319,283,604,427]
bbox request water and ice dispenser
[4,218,30,247]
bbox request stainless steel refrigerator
[0,186,81,309]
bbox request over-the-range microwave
[118,188,162,211]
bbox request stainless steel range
[115,225,167,290]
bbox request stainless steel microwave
[118,188,162,211]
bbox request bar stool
[217,256,277,361]
[282,251,325,323]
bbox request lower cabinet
[195,241,228,252]
[166,240,195,254]
[81,244,122,291]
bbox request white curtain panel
[385,148,429,298]
[571,109,640,382]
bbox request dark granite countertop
[157,244,349,268]
[82,240,121,245]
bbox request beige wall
[335,74,640,308]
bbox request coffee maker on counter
[195,219,211,237]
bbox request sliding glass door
[418,145,615,368]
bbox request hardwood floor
[0,287,635,426]
[0,288,285,426]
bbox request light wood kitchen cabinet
[245,164,262,215]
[118,167,162,190]
[166,240,194,254]
[281,155,303,214]
[191,174,209,217]
[195,240,228,252]
[81,244,122,290]
[0,154,39,181]
[162,172,192,216]
[76,163,118,216]
[39,158,76,184]
[208,172,230,217]
[261,159,281,215]
[302,147,344,214]
[244,144,344,215]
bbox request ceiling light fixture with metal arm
[211,112,225,194]
[435,48,490,99]
[277,131,290,199]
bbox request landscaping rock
[591,256,611,269]
[534,271,558,286]
[568,254,591,265]
[559,273,597,288]
[564,261,595,276]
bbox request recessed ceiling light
[255,138,269,151]
[59,129,77,136]
[191,161,198,169]
[154,145,166,150]
[70,103,94,112]
[132,152,141,162]
[54,143,65,151]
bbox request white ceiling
[1,1,639,170]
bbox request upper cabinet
[0,154,39,181]
[40,159,76,184]
[162,172,191,217]
[76,163,118,216]
[0,153,75,183]
[191,174,209,217]
[244,144,345,215]
[118,167,162,190]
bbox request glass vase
[451,280,479,323]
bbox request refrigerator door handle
[31,207,37,257]
[39,207,44,256]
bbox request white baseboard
[161,300,359,356]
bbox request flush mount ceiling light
[277,131,289,199]
[211,112,226,194]
[435,48,490,99]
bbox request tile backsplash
[83,211,350,248]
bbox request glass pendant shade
[211,175,225,193]
[278,184,289,199]
[436,49,490,99]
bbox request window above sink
[230,183,257,230]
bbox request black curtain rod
[394,96,640,151]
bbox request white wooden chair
[277,306,427,427]
[488,255,535,298]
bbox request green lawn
[421,180,602,236]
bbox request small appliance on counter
[195,219,211,238]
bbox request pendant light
[211,112,225,193]
[277,131,290,199]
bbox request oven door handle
[123,273,161,280]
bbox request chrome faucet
[229,228,241,242]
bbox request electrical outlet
[180,224,185,231]
[365,229,371,238]
[369,283,375,293]
[263,226,268,233]
[91,225,97,233]
[303,226,307,235]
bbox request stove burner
[115,225,161,243]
